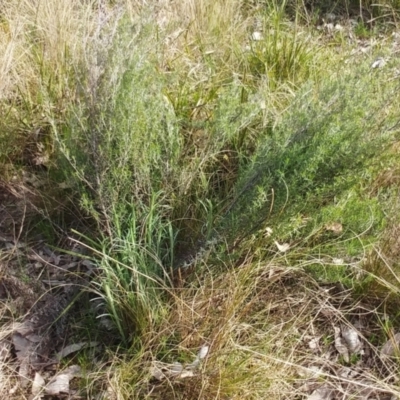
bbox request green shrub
[52,15,262,341]
[225,64,399,247]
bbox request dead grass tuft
[127,256,400,399]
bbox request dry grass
[0,0,118,169]
[0,0,92,101]
[100,254,400,399]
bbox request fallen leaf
[251,31,263,41]
[56,342,99,361]
[45,374,69,395]
[381,332,400,357]
[32,372,45,397]
[170,362,184,376]
[268,267,285,279]
[14,320,35,337]
[150,364,164,381]
[371,57,386,69]
[150,361,183,381]
[43,247,61,266]
[332,258,344,265]
[264,227,273,237]
[150,345,209,381]
[188,345,210,370]
[308,337,321,352]
[307,386,335,400]
[341,327,362,354]
[198,345,209,360]
[13,323,42,387]
[45,365,81,396]
[179,370,195,378]
[274,241,290,253]
[325,222,343,234]
[19,361,31,388]
[334,326,349,363]
[337,366,352,378]
[13,332,31,360]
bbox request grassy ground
[1,0,400,398]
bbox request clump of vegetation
[1,0,400,399]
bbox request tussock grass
[106,256,400,399]
[0,0,95,168]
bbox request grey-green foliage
[59,17,181,233]
[54,14,261,339]
[226,66,399,240]
[211,83,261,150]
[54,18,182,339]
